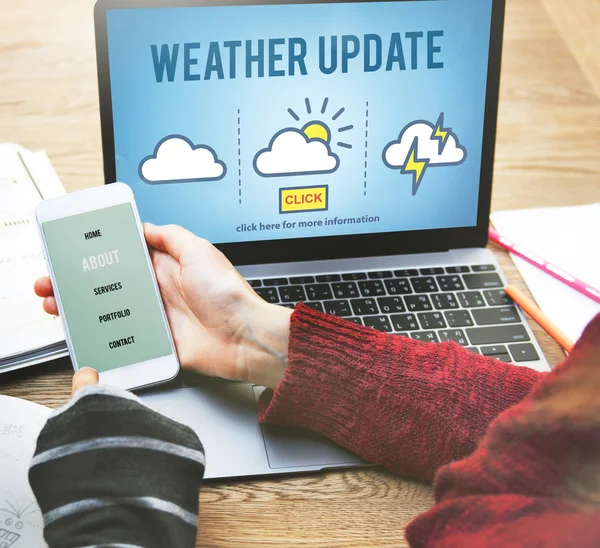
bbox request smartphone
[36,183,179,390]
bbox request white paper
[0,145,66,362]
[0,395,51,548]
[491,204,600,343]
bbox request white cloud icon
[139,135,226,183]
[253,129,340,177]
[383,122,466,168]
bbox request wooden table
[2,0,599,545]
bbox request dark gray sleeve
[28,384,205,548]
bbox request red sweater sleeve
[406,315,600,547]
[258,304,600,547]
[258,303,542,480]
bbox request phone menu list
[42,203,172,373]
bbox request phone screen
[42,203,172,372]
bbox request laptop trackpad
[252,386,363,470]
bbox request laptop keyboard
[248,264,541,364]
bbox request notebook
[0,395,51,548]
[0,144,68,373]
[491,203,600,344]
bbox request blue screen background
[106,0,493,244]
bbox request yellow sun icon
[287,98,353,149]
[303,122,330,143]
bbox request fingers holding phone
[33,276,58,316]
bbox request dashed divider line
[364,101,369,196]
[237,109,242,204]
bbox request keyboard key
[324,300,352,317]
[405,295,433,311]
[472,306,520,326]
[446,266,470,274]
[263,277,288,286]
[350,298,379,316]
[466,347,480,354]
[480,345,508,356]
[306,284,333,300]
[385,278,412,295]
[411,331,440,343]
[332,282,359,299]
[316,274,341,283]
[457,291,486,308]
[358,280,386,297]
[509,343,540,362]
[304,301,324,313]
[484,290,513,306]
[377,296,405,313]
[466,325,530,345]
[432,294,459,310]
[489,354,512,363]
[419,267,444,275]
[281,303,295,309]
[472,264,496,272]
[289,276,315,284]
[279,285,307,303]
[363,315,393,332]
[390,313,419,331]
[444,310,474,327]
[255,287,279,303]
[346,317,363,326]
[368,270,393,279]
[463,273,503,289]
[439,329,469,346]
[342,272,367,281]
[411,277,439,293]
[418,312,446,329]
[436,275,465,291]
[394,269,419,277]
[247,279,262,288]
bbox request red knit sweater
[258,304,600,547]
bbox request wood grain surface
[1,0,599,546]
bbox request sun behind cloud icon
[254,97,352,178]
[254,124,339,177]
[139,135,226,184]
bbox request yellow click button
[279,185,328,214]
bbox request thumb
[72,367,99,396]
[144,223,197,264]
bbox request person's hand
[34,224,291,389]
[71,367,99,396]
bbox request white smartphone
[36,182,179,390]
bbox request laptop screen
[105,0,494,245]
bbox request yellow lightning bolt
[433,113,450,154]
[402,139,428,195]
[434,124,448,145]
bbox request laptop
[94,0,549,479]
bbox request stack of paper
[491,203,600,344]
[0,144,68,373]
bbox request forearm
[237,295,292,390]
[29,385,205,548]
[257,304,543,481]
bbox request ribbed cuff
[258,302,401,452]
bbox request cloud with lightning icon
[382,114,467,195]
[254,98,353,177]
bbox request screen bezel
[36,183,180,390]
[94,0,505,266]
